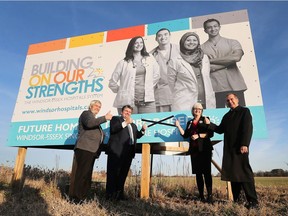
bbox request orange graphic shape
[106,25,145,42]
[27,39,67,55]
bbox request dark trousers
[106,147,134,199]
[69,149,97,201]
[215,90,246,108]
[196,173,213,197]
[231,181,258,204]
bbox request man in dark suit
[105,105,147,201]
[205,93,258,209]
[69,100,113,203]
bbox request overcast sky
[1,1,288,175]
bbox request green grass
[148,176,288,187]
[254,177,288,187]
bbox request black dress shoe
[245,201,259,209]
[117,193,129,201]
[70,197,84,205]
[206,195,213,204]
[198,195,205,202]
[106,193,117,201]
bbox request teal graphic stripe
[7,118,79,147]
[147,18,190,35]
[7,106,267,147]
[136,105,267,143]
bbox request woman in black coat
[175,103,214,203]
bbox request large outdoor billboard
[7,9,267,148]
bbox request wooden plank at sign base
[11,147,27,191]
[140,143,151,199]
[211,159,233,201]
[226,182,233,201]
[211,159,221,172]
[68,154,77,197]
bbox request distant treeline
[254,169,288,177]
[213,169,288,177]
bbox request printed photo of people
[107,11,259,114]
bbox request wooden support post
[150,153,153,179]
[149,145,154,188]
[11,147,27,191]
[226,181,233,200]
[211,159,221,172]
[211,159,233,201]
[140,143,150,199]
[68,154,77,196]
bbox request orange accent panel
[69,32,104,48]
[106,25,145,42]
[27,39,67,55]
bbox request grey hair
[89,100,102,110]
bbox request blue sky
[1,1,288,175]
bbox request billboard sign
[7,9,267,147]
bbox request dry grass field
[0,165,287,216]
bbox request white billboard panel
[7,9,267,148]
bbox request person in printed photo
[109,36,160,114]
[168,32,215,111]
[150,28,180,113]
[202,18,247,108]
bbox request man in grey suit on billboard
[69,100,113,203]
[201,18,247,108]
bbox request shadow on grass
[62,181,195,215]
[0,181,50,216]
[74,181,212,215]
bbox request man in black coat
[205,93,258,209]
[69,100,113,203]
[105,105,147,201]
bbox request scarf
[179,32,204,68]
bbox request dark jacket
[208,106,254,182]
[74,110,107,154]
[182,116,213,153]
[106,116,144,158]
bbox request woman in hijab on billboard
[168,32,215,111]
[109,36,160,114]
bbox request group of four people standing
[69,18,258,209]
